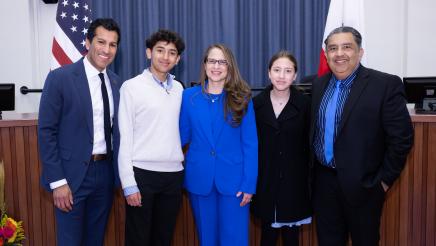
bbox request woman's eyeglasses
[206,58,228,66]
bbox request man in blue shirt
[310,26,414,246]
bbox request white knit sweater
[118,69,184,189]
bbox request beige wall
[365,0,436,78]
[0,1,55,113]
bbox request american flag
[51,0,92,70]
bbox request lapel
[196,90,218,148]
[310,74,330,142]
[72,59,93,138]
[278,87,301,122]
[107,70,120,113]
[337,65,370,136]
[256,86,279,130]
[211,92,227,147]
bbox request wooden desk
[0,111,434,246]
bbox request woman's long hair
[199,44,251,126]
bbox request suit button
[210,150,215,156]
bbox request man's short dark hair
[324,26,362,48]
[145,29,185,55]
[86,18,121,45]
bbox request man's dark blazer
[310,65,414,205]
[38,58,121,193]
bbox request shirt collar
[331,64,360,88]
[147,68,175,90]
[83,56,107,79]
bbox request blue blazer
[180,85,258,196]
[38,58,122,193]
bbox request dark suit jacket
[251,85,312,222]
[38,58,122,193]
[310,65,414,205]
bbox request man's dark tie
[98,73,112,158]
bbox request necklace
[209,94,220,103]
[270,90,290,107]
[271,96,289,106]
[211,96,219,103]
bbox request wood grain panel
[413,123,425,246]
[0,128,14,215]
[426,124,436,245]
[0,115,434,246]
[28,126,43,244]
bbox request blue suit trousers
[189,185,250,246]
[55,159,114,246]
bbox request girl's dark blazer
[251,85,312,222]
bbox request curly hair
[198,44,251,126]
[145,29,185,55]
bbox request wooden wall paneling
[384,179,400,245]
[10,128,18,216]
[300,224,309,246]
[300,222,316,246]
[398,141,414,246]
[104,198,116,246]
[1,113,435,246]
[421,124,429,246]
[250,217,260,246]
[172,198,182,246]
[380,201,387,246]
[41,188,56,246]
[181,193,198,246]
[180,197,189,246]
[310,222,319,246]
[22,127,33,244]
[14,127,30,243]
[172,195,185,246]
[1,128,15,216]
[28,126,43,245]
[117,192,126,245]
[177,194,190,246]
[426,123,436,246]
[412,123,425,246]
[113,191,125,245]
[105,190,126,245]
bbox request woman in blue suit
[180,44,258,246]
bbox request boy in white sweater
[118,29,185,246]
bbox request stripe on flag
[52,38,73,66]
[50,0,92,70]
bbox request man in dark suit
[38,18,122,246]
[310,26,414,246]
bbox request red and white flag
[317,0,365,76]
[50,0,92,70]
